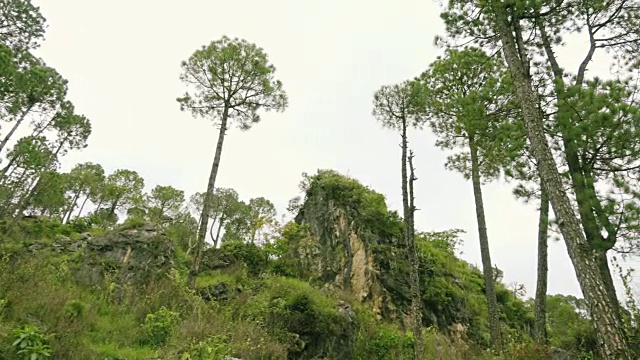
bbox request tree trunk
[536,16,623,326]
[534,179,550,344]
[0,157,16,178]
[214,215,225,248]
[13,174,39,217]
[208,214,219,247]
[108,197,119,218]
[188,107,229,288]
[491,4,632,358]
[399,116,424,360]
[407,149,424,360]
[76,195,90,217]
[468,134,502,350]
[0,105,33,154]
[64,190,81,224]
[94,198,103,212]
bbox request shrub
[355,323,414,360]
[141,306,180,346]
[11,324,52,360]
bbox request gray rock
[75,222,174,290]
[549,347,572,360]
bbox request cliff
[292,170,532,345]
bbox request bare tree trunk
[0,106,33,154]
[399,116,424,360]
[188,106,229,288]
[208,214,218,247]
[76,195,90,217]
[468,134,502,350]
[534,180,549,344]
[0,157,16,178]
[12,174,39,217]
[491,4,631,358]
[214,214,225,248]
[64,190,81,224]
[94,198,103,212]
[407,149,424,360]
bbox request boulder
[76,222,174,288]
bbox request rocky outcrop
[24,221,174,302]
[294,171,399,322]
[75,222,174,288]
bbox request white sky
[31,0,638,300]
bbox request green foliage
[177,35,288,130]
[209,240,270,276]
[63,300,87,320]
[266,221,313,278]
[354,324,414,360]
[545,295,598,356]
[299,169,394,235]
[141,306,180,346]
[412,47,520,180]
[99,169,145,216]
[11,324,52,360]
[0,0,47,51]
[372,80,426,130]
[240,276,352,358]
[180,335,230,359]
[145,185,185,224]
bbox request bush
[355,323,414,360]
[141,306,180,346]
[180,334,231,359]
[11,324,52,360]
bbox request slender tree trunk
[188,213,203,257]
[13,174,39,217]
[30,115,56,138]
[251,226,257,243]
[407,149,424,360]
[0,106,33,154]
[534,179,550,344]
[399,116,424,360]
[491,5,631,358]
[0,157,16,178]
[468,135,502,350]
[53,138,67,157]
[76,195,90,217]
[94,198,103,212]
[188,106,229,288]
[208,214,218,247]
[108,197,119,218]
[214,215,225,248]
[64,190,81,224]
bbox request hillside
[0,170,605,359]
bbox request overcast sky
[31,0,638,299]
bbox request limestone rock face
[294,179,398,322]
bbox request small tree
[146,185,185,225]
[177,36,288,287]
[63,162,105,222]
[99,169,144,220]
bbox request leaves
[0,0,46,51]
[372,80,425,131]
[413,47,522,180]
[177,36,288,130]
